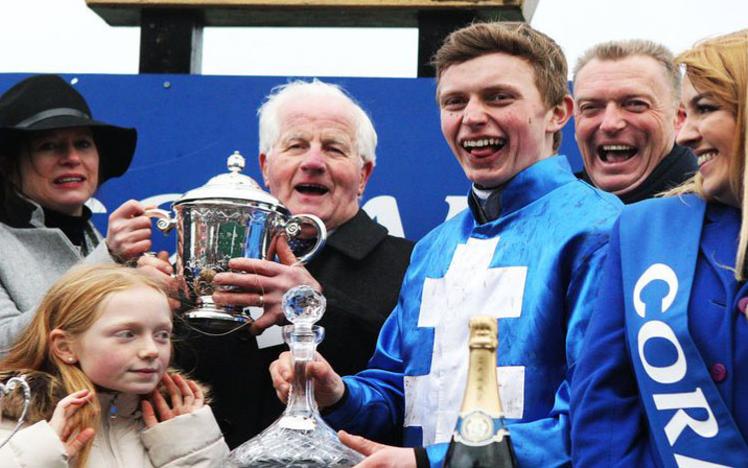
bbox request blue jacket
[325,156,622,467]
[571,197,748,467]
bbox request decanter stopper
[283,284,326,328]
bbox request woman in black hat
[0,75,155,353]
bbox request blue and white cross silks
[327,156,622,467]
[620,195,748,468]
[404,236,527,445]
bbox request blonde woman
[571,30,748,467]
[0,264,228,467]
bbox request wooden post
[416,10,476,78]
[140,9,203,73]
[86,1,537,75]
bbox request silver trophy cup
[147,151,326,331]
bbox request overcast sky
[0,0,746,77]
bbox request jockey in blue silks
[269,22,623,467]
[571,29,748,468]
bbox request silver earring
[67,357,75,363]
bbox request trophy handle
[0,375,31,449]
[145,208,177,234]
[285,214,327,265]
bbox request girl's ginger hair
[0,264,169,467]
[667,29,748,279]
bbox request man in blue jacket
[271,21,622,467]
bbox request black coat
[576,144,697,204]
[174,210,414,448]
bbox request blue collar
[468,155,575,221]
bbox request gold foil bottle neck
[468,316,498,349]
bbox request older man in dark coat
[175,80,413,448]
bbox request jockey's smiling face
[439,52,571,189]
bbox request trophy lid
[174,151,282,207]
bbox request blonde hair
[573,39,681,106]
[670,29,748,279]
[0,264,169,466]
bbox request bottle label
[453,410,509,447]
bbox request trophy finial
[282,285,326,327]
[227,151,245,174]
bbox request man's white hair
[257,79,377,166]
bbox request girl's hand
[48,389,96,458]
[142,373,204,428]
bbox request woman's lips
[53,175,86,187]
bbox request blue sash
[620,195,748,467]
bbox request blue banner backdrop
[0,73,583,250]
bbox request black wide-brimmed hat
[0,74,137,184]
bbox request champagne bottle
[444,316,518,468]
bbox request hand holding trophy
[147,151,327,333]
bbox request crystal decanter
[226,285,365,467]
